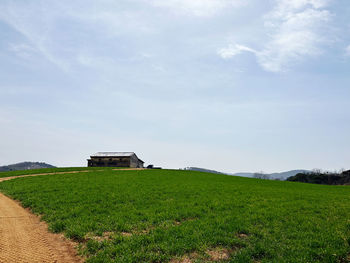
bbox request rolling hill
[0,168,349,262]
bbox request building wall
[88,157,131,167]
[130,154,144,168]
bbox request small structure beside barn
[87,152,144,168]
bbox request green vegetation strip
[0,169,349,263]
[0,167,115,178]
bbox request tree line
[286,169,350,185]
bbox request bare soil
[0,193,83,263]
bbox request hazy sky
[1,0,349,173]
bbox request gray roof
[91,152,135,157]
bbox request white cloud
[8,43,37,59]
[0,1,158,73]
[346,45,350,56]
[0,2,70,71]
[272,0,329,14]
[218,44,256,59]
[148,0,245,17]
[218,0,332,72]
[258,7,331,72]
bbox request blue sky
[0,0,349,173]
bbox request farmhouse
[87,152,144,168]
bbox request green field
[0,169,349,262]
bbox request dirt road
[0,193,83,263]
[0,168,145,183]
[0,170,90,262]
[0,170,93,183]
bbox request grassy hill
[0,168,349,262]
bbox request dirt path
[0,193,83,263]
[0,168,145,183]
[0,170,93,183]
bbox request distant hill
[266,170,311,180]
[233,172,255,178]
[185,168,311,180]
[183,167,226,174]
[234,170,311,180]
[0,162,56,172]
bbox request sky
[0,0,349,173]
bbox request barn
[87,152,144,168]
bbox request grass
[0,168,349,263]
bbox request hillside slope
[0,169,349,263]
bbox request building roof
[91,152,135,157]
[90,152,144,163]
